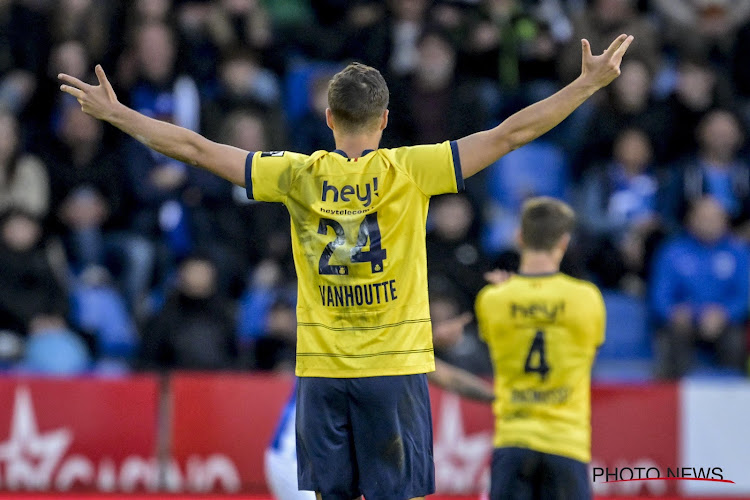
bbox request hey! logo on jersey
[321,178,379,207]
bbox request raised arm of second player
[59,65,248,187]
[457,34,634,179]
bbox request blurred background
[0,0,749,498]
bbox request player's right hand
[59,65,119,123]
[580,34,634,90]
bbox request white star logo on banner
[433,393,494,494]
[0,387,72,489]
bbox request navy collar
[332,149,375,158]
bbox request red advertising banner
[0,376,159,493]
[0,374,680,496]
[591,384,679,497]
[429,387,494,495]
[169,372,295,494]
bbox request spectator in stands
[387,28,485,147]
[577,59,670,174]
[427,194,489,311]
[654,0,750,63]
[69,266,138,373]
[0,111,49,219]
[49,0,115,64]
[173,1,219,88]
[41,40,92,137]
[202,47,284,141]
[662,109,750,234]
[47,104,154,310]
[131,0,172,25]
[461,0,569,91]
[732,17,750,119]
[238,259,297,371]
[658,57,732,162]
[560,0,660,83]
[650,196,748,379]
[205,0,281,73]
[0,212,68,337]
[292,73,335,154]
[140,255,238,371]
[253,299,297,372]
[578,128,666,291]
[354,0,430,77]
[0,0,49,115]
[19,313,91,375]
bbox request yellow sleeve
[591,285,606,347]
[391,141,464,196]
[474,285,495,344]
[246,150,307,203]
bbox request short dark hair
[520,197,576,251]
[327,63,389,133]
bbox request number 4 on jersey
[318,213,387,275]
[524,330,550,380]
[351,213,386,273]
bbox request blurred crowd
[0,0,749,380]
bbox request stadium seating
[593,290,653,382]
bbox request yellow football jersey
[475,273,605,463]
[246,141,463,378]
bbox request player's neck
[519,251,560,276]
[333,132,381,159]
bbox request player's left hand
[59,65,120,123]
[580,34,634,90]
[484,269,513,285]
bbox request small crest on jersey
[261,151,286,157]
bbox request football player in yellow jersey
[476,197,606,500]
[59,34,632,500]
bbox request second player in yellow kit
[246,142,462,377]
[476,273,605,463]
[476,197,605,499]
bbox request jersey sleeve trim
[244,151,256,199]
[450,140,465,192]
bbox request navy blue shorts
[296,374,434,500]
[490,447,590,500]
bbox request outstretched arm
[427,358,494,403]
[457,34,634,179]
[59,65,247,186]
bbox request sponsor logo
[510,302,565,322]
[321,177,379,207]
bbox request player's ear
[514,228,523,249]
[380,109,389,131]
[557,233,571,254]
[325,108,335,131]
